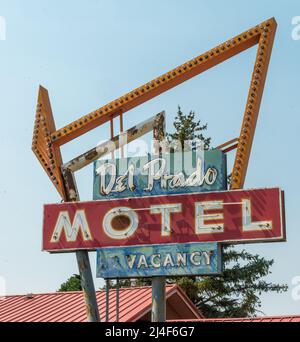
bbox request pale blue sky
[0,0,299,316]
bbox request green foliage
[111,107,287,318]
[169,246,287,317]
[165,107,287,317]
[167,106,211,151]
[58,274,82,292]
[112,246,287,317]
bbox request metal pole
[120,112,124,158]
[110,117,115,160]
[62,167,100,322]
[151,112,166,323]
[106,279,110,322]
[150,113,166,322]
[76,250,100,322]
[116,279,120,322]
[151,277,166,322]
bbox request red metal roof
[170,316,300,323]
[1,285,298,323]
[0,285,202,322]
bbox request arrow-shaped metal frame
[32,17,276,198]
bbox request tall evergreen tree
[103,106,287,318]
[173,246,287,317]
[166,106,287,317]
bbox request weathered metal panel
[43,187,286,252]
[96,243,222,279]
[93,149,227,200]
[63,112,165,173]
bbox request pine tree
[167,106,287,316]
[167,106,211,151]
[104,106,287,318]
[166,106,287,317]
[172,246,287,317]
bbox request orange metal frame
[32,17,277,198]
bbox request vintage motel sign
[96,242,222,279]
[43,187,285,252]
[93,149,227,199]
[33,18,278,323]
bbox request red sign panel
[43,187,285,252]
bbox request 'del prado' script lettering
[96,157,218,195]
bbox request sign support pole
[76,250,100,322]
[62,168,100,322]
[105,279,110,322]
[151,116,166,322]
[116,279,120,322]
[151,277,166,322]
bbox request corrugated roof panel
[170,315,300,323]
[0,285,178,322]
[1,286,297,323]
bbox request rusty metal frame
[62,112,165,173]
[216,138,239,153]
[216,138,239,151]
[32,86,66,198]
[32,17,276,197]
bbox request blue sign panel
[93,149,227,200]
[96,242,222,279]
